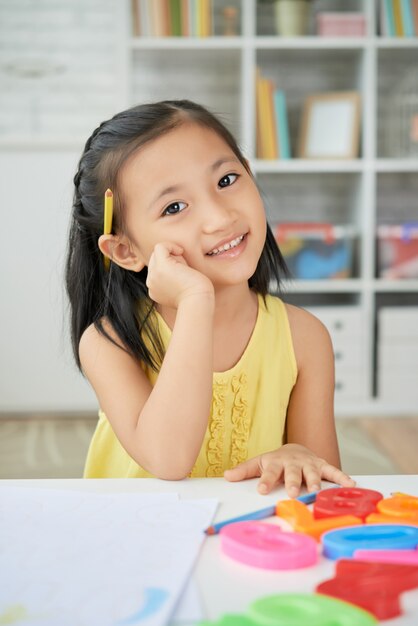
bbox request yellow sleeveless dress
[84,294,297,478]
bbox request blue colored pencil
[204,490,319,535]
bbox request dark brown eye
[162,201,186,216]
[218,173,238,188]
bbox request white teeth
[208,235,244,256]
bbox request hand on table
[224,443,356,497]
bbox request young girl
[66,100,355,497]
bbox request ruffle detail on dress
[230,373,249,468]
[205,378,228,477]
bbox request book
[412,0,418,33]
[131,0,141,36]
[255,70,277,160]
[393,0,405,35]
[401,0,415,36]
[200,0,212,37]
[265,79,278,159]
[382,0,395,35]
[181,0,190,36]
[274,90,291,160]
[170,0,182,36]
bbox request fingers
[225,447,356,500]
[282,463,303,498]
[258,458,284,495]
[224,457,262,483]
[151,241,184,262]
[320,463,356,487]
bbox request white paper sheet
[0,487,217,626]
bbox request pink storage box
[316,13,367,37]
[377,224,418,279]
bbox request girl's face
[118,122,267,289]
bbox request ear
[98,234,146,272]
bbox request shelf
[253,37,368,50]
[373,280,418,292]
[376,38,418,48]
[129,36,243,49]
[282,280,363,294]
[253,159,364,174]
[1,0,417,415]
[375,159,418,172]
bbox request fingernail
[310,484,320,492]
[289,486,299,497]
[258,483,268,494]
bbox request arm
[80,242,214,479]
[224,305,355,495]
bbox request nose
[201,195,236,234]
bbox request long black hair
[65,100,288,372]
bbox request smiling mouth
[207,234,246,256]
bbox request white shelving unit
[1,0,417,415]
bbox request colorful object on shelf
[354,548,418,565]
[322,524,418,560]
[377,223,418,278]
[131,0,214,37]
[276,498,362,541]
[313,487,383,521]
[249,593,377,626]
[219,522,318,570]
[316,558,418,620]
[255,68,291,160]
[380,0,418,37]
[316,12,367,37]
[366,492,418,525]
[273,223,355,279]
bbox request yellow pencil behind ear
[103,189,113,270]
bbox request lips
[207,234,246,256]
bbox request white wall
[0,151,97,411]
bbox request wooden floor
[0,414,417,479]
[360,417,418,474]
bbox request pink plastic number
[220,521,318,570]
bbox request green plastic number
[249,594,377,626]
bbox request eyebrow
[148,156,241,209]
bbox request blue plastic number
[322,524,418,560]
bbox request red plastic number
[313,488,383,521]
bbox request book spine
[380,0,388,34]
[170,0,182,36]
[412,0,418,33]
[188,0,195,36]
[131,0,141,36]
[267,80,278,159]
[255,69,265,158]
[401,0,415,35]
[393,0,405,35]
[274,90,291,160]
[383,0,396,35]
[200,0,211,37]
[181,0,189,36]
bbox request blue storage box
[273,223,355,280]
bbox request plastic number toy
[322,523,418,560]
[317,558,418,620]
[197,593,377,626]
[313,487,383,520]
[220,521,318,569]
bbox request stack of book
[131,0,212,37]
[380,0,418,36]
[255,69,291,160]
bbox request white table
[3,475,418,625]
